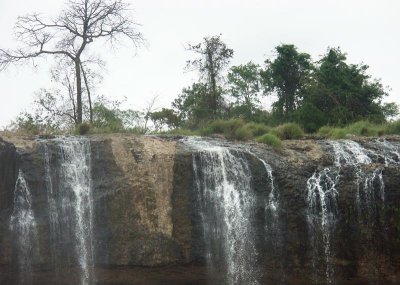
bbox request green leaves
[227,62,263,120]
[261,44,312,122]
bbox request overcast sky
[0,0,399,129]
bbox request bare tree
[0,0,144,124]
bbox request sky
[0,0,399,128]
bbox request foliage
[0,0,144,124]
[92,102,124,132]
[242,122,270,137]
[386,120,400,135]
[76,123,91,135]
[297,48,389,131]
[208,119,245,139]
[234,127,253,141]
[198,119,269,141]
[344,121,385,137]
[256,133,282,149]
[227,62,263,120]
[185,35,233,118]
[272,123,304,139]
[318,121,388,139]
[330,128,347,139]
[262,44,312,122]
[381,103,399,120]
[317,126,347,139]
[163,128,201,136]
[150,108,180,132]
[11,112,43,135]
[196,119,250,140]
[172,83,212,129]
[317,126,335,137]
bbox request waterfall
[188,138,259,285]
[42,137,94,285]
[375,139,400,166]
[250,153,285,284]
[9,170,37,282]
[256,157,278,217]
[306,140,370,284]
[306,167,339,285]
[305,139,397,284]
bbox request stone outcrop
[0,134,399,284]
[0,138,18,268]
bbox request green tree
[227,62,263,120]
[262,44,312,122]
[297,48,390,131]
[150,108,180,131]
[172,83,212,128]
[186,35,234,118]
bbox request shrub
[330,128,347,139]
[344,121,383,137]
[318,126,335,137]
[77,122,91,135]
[386,120,400,135]
[164,128,200,136]
[234,127,253,141]
[243,122,270,137]
[272,123,304,140]
[209,119,228,133]
[209,119,245,139]
[256,133,282,149]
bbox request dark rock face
[0,135,399,284]
[0,138,18,268]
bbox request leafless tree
[0,0,144,124]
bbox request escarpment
[0,134,399,285]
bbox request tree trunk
[211,75,217,117]
[80,63,93,123]
[75,59,83,124]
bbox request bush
[330,128,347,139]
[318,126,335,137]
[386,120,400,135]
[256,133,282,149]
[76,122,91,135]
[209,119,245,139]
[164,128,201,136]
[234,127,253,141]
[344,121,384,137]
[272,123,304,140]
[208,119,228,133]
[243,122,270,137]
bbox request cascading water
[256,157,278,217]
[306,140,368,284]
[9,170,37,283]
[374,139,400,165]
[188,138,260,285]
[305,139,398,284]
[42,137,94,285]
[306,167,339,285]
[251,153,285,284]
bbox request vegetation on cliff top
[0,2,398,140]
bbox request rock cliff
[0,134,399,285]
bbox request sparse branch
[1,0,144,124]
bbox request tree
[172,82,211,128]
[0,0,144,124]
[262,44,312,122]
[150,108,180,131]
[227,62,263,120]
[186,35,233,118]
[296,47,390,131]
